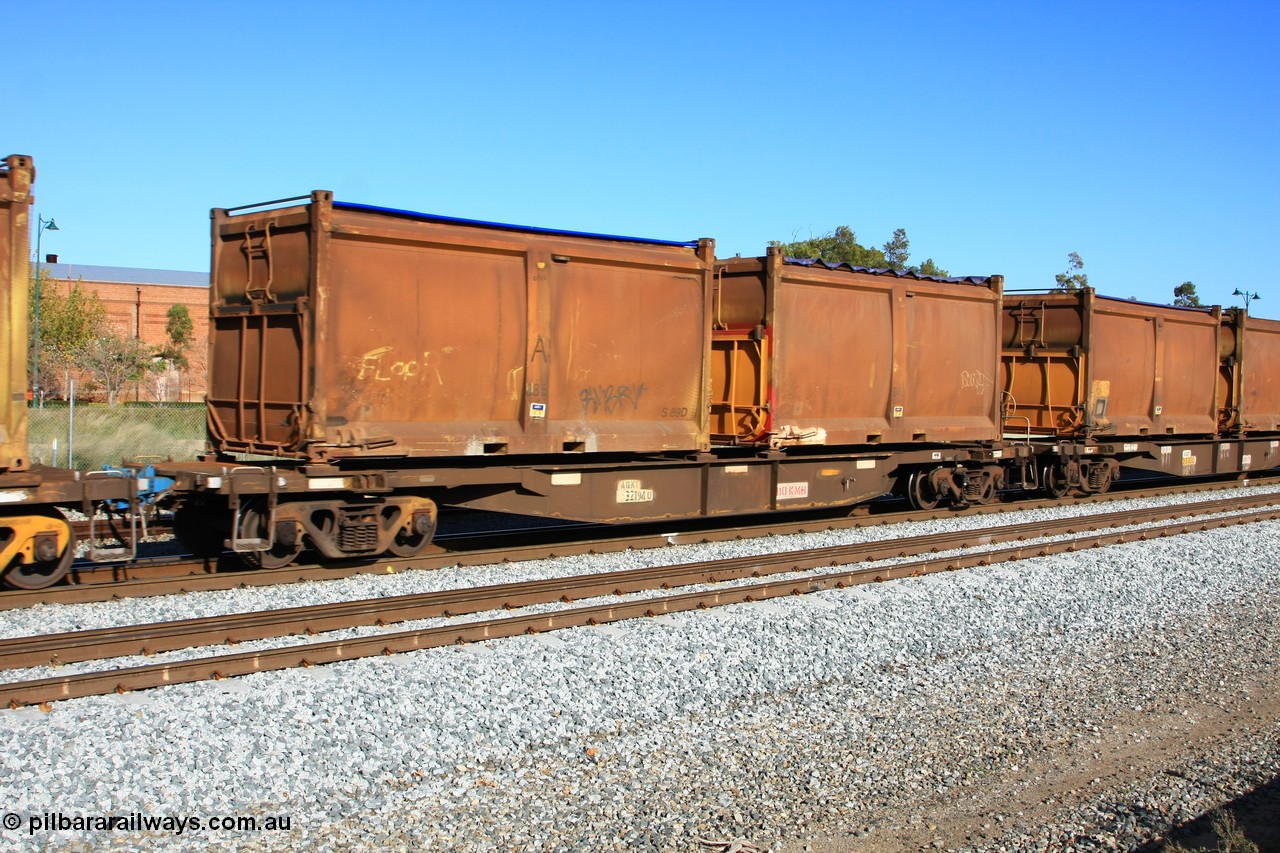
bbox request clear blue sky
[9,0,1278,311]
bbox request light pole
[1232,288,1262,313]
[32,215,59,407]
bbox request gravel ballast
[1,493,1277,852]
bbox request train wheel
[1041,463,1070,499]
[2,509,76,590]
[237,502,303,570]
[908,469,941,510]
[388,533,431,558]
[387,507,436,558]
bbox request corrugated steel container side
[1002,290,1221,438]
[713,248,1004,447]
[1221,309,1280,434]
[207,193,714,460]
[0,155,33,472]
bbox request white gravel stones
[0,488,1278,851]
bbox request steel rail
[4,492,1279,671]
[9,476,1277,610]
[2,502,1276,707]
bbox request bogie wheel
[237,501,303,570]
[1041,463,1070,499]
[2,508,76,590]
[908,469,941,511]
[388,510,436,558]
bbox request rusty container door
[208,196,314,455]
[713,249,1003,447]
[710,256,771,443]
[544,248,712,453]
[1003,291,1220,439]
[1001,293,1088,436]
[1236,312,1280,433]
[208,194,713,460]
[0,155,33,472]
[1087,295,1220,437]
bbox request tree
[81,329,156,407]
[1173,281,1201,307]
[28,271,107,400]
[1054,252,1089,291]
[154,304,195,403]
[915,258,951,278]
[881,228,910,270]
[774,226,887,268]
[774,225,948,274]
[159,304,194,369]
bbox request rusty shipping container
[712,247,1004,448]
[208,193,715,461]
[0,155,33,472]
[1001,289,1222,439]
[1220,308,1280,435]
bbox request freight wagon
[1002,289,1280,494]
[161,195,1019,567]
[0,155,137,589]
[712,247,1016,509]
[5,159,1279,589]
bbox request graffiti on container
[960,369,993,396]
[580,383,646,416]
[356,347,452,384]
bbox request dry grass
[27,404,206,470]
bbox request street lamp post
[1232,288,1262,313]
[32,215,59,407]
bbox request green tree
[774,226,887,268]
[1173,281,1201,307]
[775,225,947,273]
[81,329,156,407]
[154,304,196,403]
[881,228,910,270]
[915,258,951,278]
[28,271,108,400]
[158,304,194,370]
[1054,252,1089,291]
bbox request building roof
[38,263,208,288]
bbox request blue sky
[9,0,1278,310]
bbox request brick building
[40,263,209,401]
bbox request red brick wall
[48,278,209,401]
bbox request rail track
[2,489,1277,708]
[12,474,1278,610]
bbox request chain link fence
[27,401,206,471]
